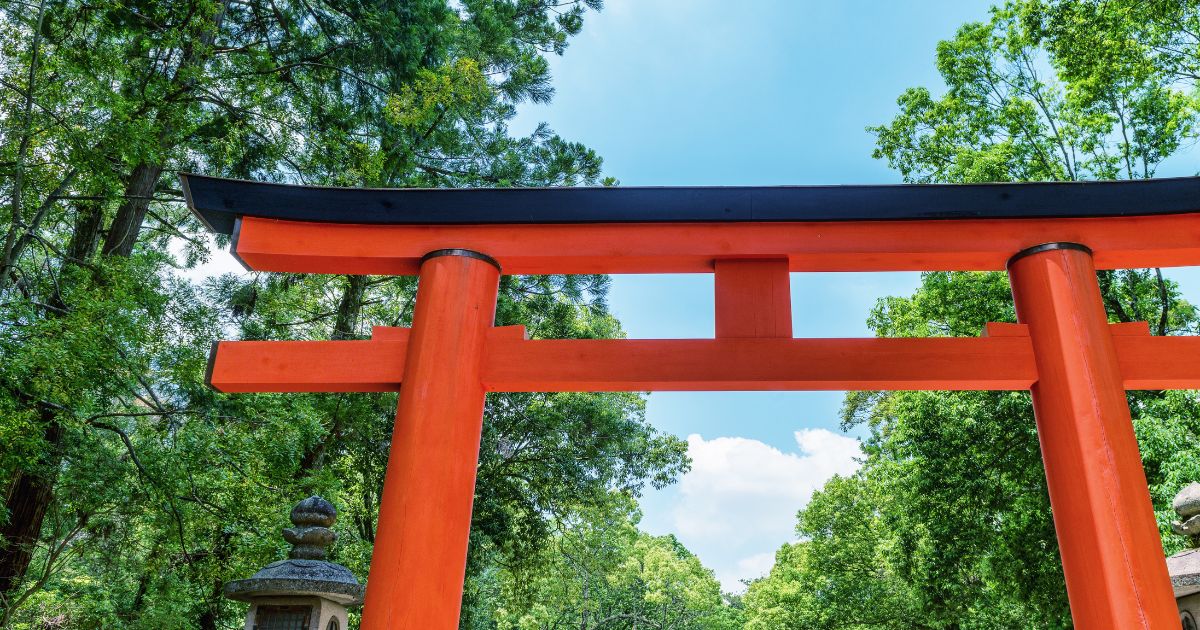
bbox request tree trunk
[331,275,367,341]
[2,201,110,600]
[67,202,104,264]
[196,531,233,630]
[0,405,62,596]
[101,163,163,258]
[297,275,367,475]
[46,202,104,312]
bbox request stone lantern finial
[286,496,338,560]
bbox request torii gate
[184,174,1200,630]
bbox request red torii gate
[185,174,1200,630]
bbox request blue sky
[508,0,1200,591]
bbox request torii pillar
[361,250,501,629]
[1010,243,1176,628]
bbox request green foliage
[0,0,705,627]
[870,2,1197,184]
[747,2,1200,628]
[744,477,921,629]
[492,496,743,630]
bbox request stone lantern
[224,496,364,630]
[1168,483,1200,629]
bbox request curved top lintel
[180,173,1200,235]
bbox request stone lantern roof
[224,496,365,605]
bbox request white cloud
[670,429,863,591]
[720,551,777,590]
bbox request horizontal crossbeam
[231,213,1200,276]
[206,323,1200,394]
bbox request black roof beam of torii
[180,173,1200,235]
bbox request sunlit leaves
[752,3,1200,627]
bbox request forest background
[2,0,1200,628]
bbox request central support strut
[1008,243,1176,629]
[714,259,792,338]
[361,249,500,630]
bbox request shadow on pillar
[224,496,364,630]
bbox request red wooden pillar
[1008,243,1176,629]
[361,249,500,630]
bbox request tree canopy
[0,1,691,627]
[745,2,1200,628]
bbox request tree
[0,0,694,627]
[744,476,923,629]
[493,495,743,630]
[747,2,1200,628]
